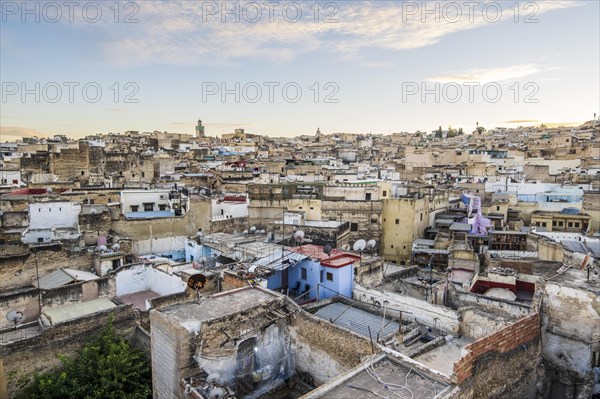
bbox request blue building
[265,244,360,302]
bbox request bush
[16,315,151,399]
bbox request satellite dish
[250,226,256,233]
[323,244,333,256]
[97,245,108,251]
[367,239,377,249]
[196,231,204,239]
[353,239,367,252]
[6,310,24,325]
[90,208,98,214]
[46,188,52,193]
[111,243,120,251]
[242,230,249,236]
[233,251,243,261]
[208,388,226,399]
[294,230,305,239]
[200,189,207,196]
[187,274,207,290]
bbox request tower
[195,119,205,138]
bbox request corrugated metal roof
[36,269,74,289]
[314,302,400,339]
[43,298,116,324]
[562,240,600,258]
[560,207,580,215]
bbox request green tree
[458,127,464,135]
[435,126,443,138]
[16,315,151,399]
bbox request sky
[1,0,599,139]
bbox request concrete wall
[115,264,187,298]
[353,283,461,335]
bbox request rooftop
[155,287,280,330]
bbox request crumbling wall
[0,305,136,398]
[453,313,541,398]
[288,311,377,386]
[0,247,93,290]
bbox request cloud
[428,64,543,84]
[59,0,582,66]
[503,120,541,124]
[0,126,49,139]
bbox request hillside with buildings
[1,120,599,399]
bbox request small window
[395,219,399,225]
[130,205,139,212]
[420,213,423,222]
[371,218,377,224]
[320,270,324,283]
[81,171,85,176]
[310,207,314,210]
[552,221,557,227]
[391,244,394,249]
[496,206,500,211]
[326,272,333,282]
[159,204,167,211]
[350,223,358,232]
[574,222,580,228]
[365,193,372,200]
[568,222,573,228]
[141,172,145,178]
[37,237,44,243]
[382,190,387,197]
[301,267,307,280]
[39,208,41,212]
[143,203,154,212]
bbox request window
[159,204,167,211]
[320,270,324,283]
[143,203,154,212]
[542,222,547,227]
[141,172,145,178]
[326,272,333,282]
[574,222,580,228]
[301,267,307,280]
[395,219,399,225]
[38,237,43,243]
[130,205,139,212]
[382,190,387,197]
[391,244,394,248]
[371,218,377,224]
[558,221,564,226]
[350,223,358,232]
[552,221,557,227]
[496,206,500,211]
[81,171,85,176]
[365,193,372,200]
[568,222,573,228]
[420,213,423,222]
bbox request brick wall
[453,312,540,384]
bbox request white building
[0,170,25,187]
[121,189,189,219]
[211,196,248,221]
[22,201,82,244]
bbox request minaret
[195,119,205,138]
